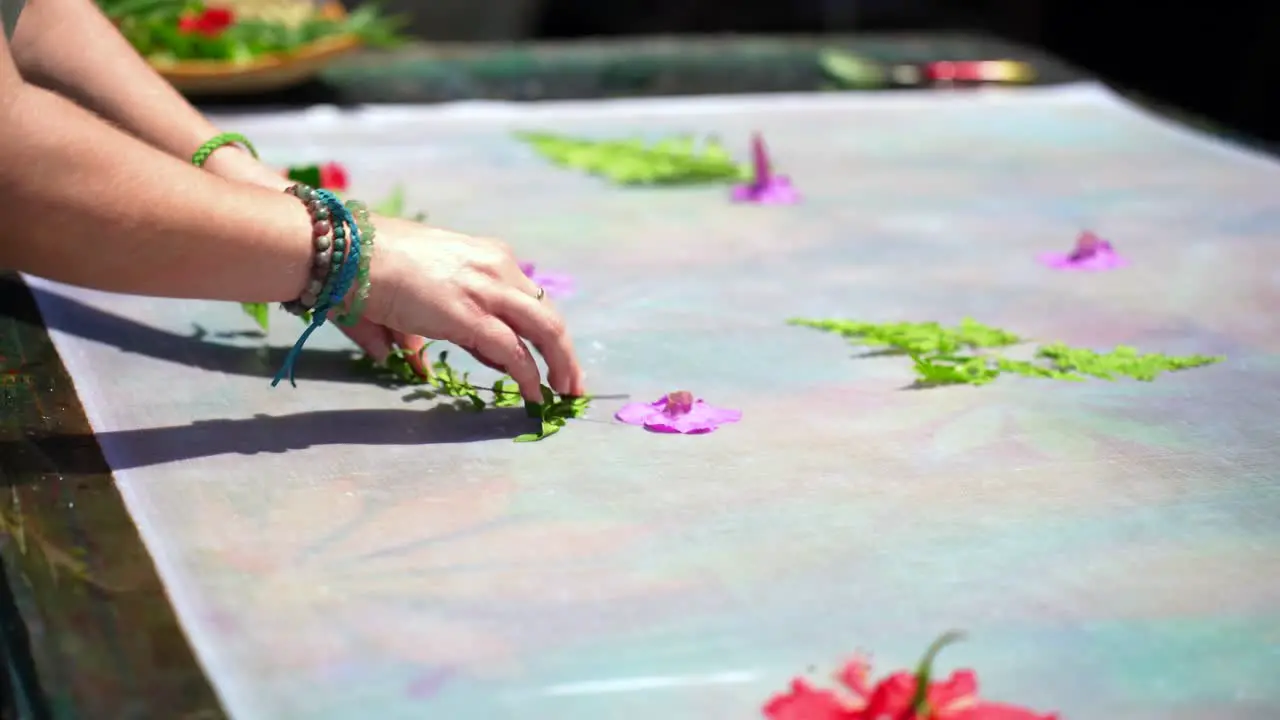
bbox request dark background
[369,0,1280,145]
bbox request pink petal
[615,397,742,434]
[614,400,664,426]
[731,177,799,205]
[642,401,741,434]
[1038,250,1127,271]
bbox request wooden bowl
[151,2,362,96]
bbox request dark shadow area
[6,276,365,384]
[0,405,534,477]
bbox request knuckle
[483,236,513,257]
[454,269,492,299]
[470,249,507,278]
[543,314,567,338]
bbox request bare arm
[10,0,289,189]
[0,32,312,302]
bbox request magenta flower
[731,133,799,205]
[615,391,742,434]
[519,262,575,298]
[1039,231,1127,271]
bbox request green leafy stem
[514,131,749,186]
[789,317,1224,387]
[355,345,591,443]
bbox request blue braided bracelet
[272,186,363,388]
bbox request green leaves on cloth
[789,317,1225,388]
[516,388,592,443]
[514,132,750,186]
[356,348,591,444]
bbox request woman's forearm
[10,0,290,190]
[0,84,314,302]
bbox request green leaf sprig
[355,346,592,443]
[514,132,749,186]
[789,317,1224,387]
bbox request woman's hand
[196,153,581,400]
[361,215,586,403]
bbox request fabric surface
[25,85,1280,719]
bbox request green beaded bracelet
[191,132,259,168]
[337,199,376,326]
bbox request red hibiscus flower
[763,634,1058,720]
[318,162,350,192]
[177,7,235,37]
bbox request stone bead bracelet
[280,182,341,318]
[272,186,363,388]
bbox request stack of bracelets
[190,133,378,387]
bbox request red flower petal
[763,679,859,720]
[929,670,981,714]
[945,701,1059,720]
[834,658,875,700]
[318,162,350,192]
[860,672,917,718]
[177,14,201,33]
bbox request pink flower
[732,133,799,204]
[1038,230,1126,271]
[519,262,575,299]
[764,636,1058,720]
[615,391,741,434]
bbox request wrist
[202,146,293,192]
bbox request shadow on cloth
[13,278,370,384]
[0,405,533,477]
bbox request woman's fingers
[488,287,584,397]
[462,346,509,375]
[471,317,544,402]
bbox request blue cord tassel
[271,312,327,388]
[271,191,362,388]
